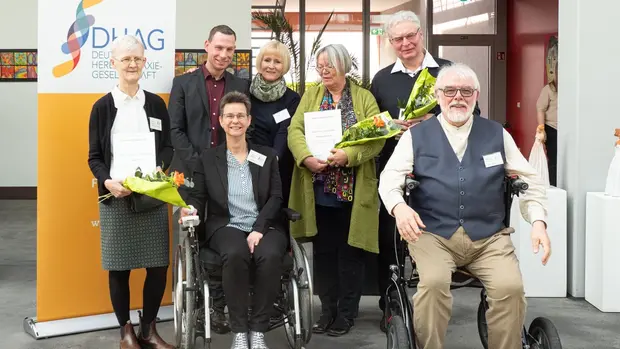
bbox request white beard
[445,106,472,124]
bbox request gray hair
[316,44,352,76]
[435,62,481,91]
[384,11,421,37]
[110,35,144,58]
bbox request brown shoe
[137,313,175,349]
[120,321,140,349]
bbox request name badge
[149,117,162,131]
[248,150,267,167]
[398,108,406,120]
[483,152,504,168]
[273,109,291,124]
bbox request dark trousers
[377,199,397,311]
[209,226,287,333]
[545,124,557,186]
[314,204,365,321]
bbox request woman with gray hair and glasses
[287,44,384,337]
[88,35,175,349]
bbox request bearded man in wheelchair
[180,92,289,349]
[378,63,552,349]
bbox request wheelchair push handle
[405,174,420,194]
[509,177,528,194]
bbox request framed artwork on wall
[0,49,38,82]
[174,49,252,80]
[544,34,558,85]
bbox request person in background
[168,24,250,334]
[535,61,558,186]
[248,40,301,205]
[369,10,480,332]
[181,91,287,349]
[287,44,384,337]
[87,35,174,349]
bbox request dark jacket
[187,142,284,242]
[87,91,173,200]
[168,68,250,178]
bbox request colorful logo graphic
[53,0,104,78]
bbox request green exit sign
[371,28,384,35]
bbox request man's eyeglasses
[389,28,421,45]
[437,87,476,98]
[222,113,248,121]
[116,57,146,65]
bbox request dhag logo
[39,0,175,93]
[52,0,169,82]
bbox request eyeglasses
[389,28,421,45]
[316,64,335,73]
[222,113,248,121]
[437,87,476,98]
[116,56,146,65]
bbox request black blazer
[168,68,251,177]
[187,142,284,242]
[88,91,173,199]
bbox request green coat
[287,82,384,254]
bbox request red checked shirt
[201,64,226,146]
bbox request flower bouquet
[397,68,438,120]
[98,167,191,208]
[334,111,402,149]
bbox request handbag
[126,192,166,213]
[529,133,550,187]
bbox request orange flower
[173,171,185,186]
[373,115,385,128]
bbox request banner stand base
[23,305,173,340]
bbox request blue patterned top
[226,150,259,232]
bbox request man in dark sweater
[369,10,480,332]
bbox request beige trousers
[409,227,526,349]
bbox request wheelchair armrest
[283,207,301,222]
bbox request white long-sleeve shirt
[378,115,548,226]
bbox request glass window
[432,0,496,35]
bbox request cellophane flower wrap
[334,111,401,149]
[99,168,191,208]
[401,68,438,120]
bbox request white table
[510,186,567,297]
[585,192,620,312]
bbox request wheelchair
[384,174,563,349]
[173,208,314,349]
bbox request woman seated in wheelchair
[180,91,288,349]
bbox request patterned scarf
[312,81,357,202]
[249,73,288,102]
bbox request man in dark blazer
[369,10,481,333]
[168,24,250,335]
[168,24,250,181]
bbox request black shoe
[326,316,352,337]
[312,312,335,334]
[211,309,231,334]
[379,314,387,333]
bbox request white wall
[0,0,38,187]
[0,0,251,187]
[558,0,620,296]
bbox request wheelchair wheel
[476,299,489,349]
[291,237,313,344]
[528,317,562,349]
[387,315,412,349]
[175,237,196,349]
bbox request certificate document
[110,132,156,180]
[304,109,343,161]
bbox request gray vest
[410,116,506,241]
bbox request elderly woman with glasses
[88,35,174,349]
[287,44,385,337]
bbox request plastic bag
[529,133,550,187]
[604,146,620,197]
[401,68,438,120]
